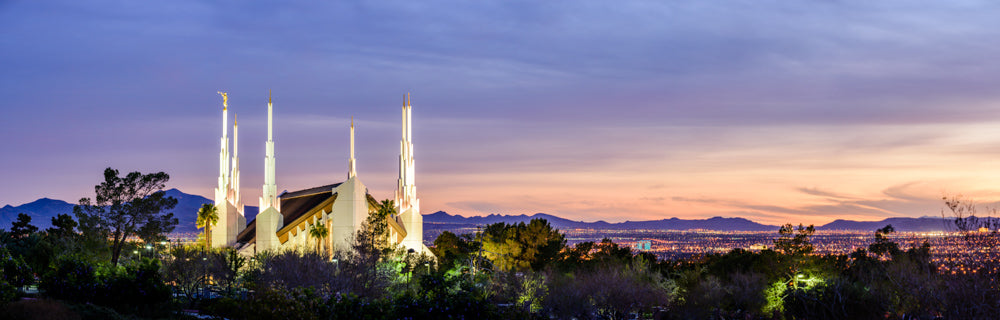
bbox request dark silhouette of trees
[74,167,178,266]
[774,223,815,256]
[9,213,37,238]
[45,213,77,239]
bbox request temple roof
[280,183,340,223]
[236,183,342,245]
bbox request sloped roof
[236,183,341,245]
[280,183,340,224]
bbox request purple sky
[4,1,1000,225]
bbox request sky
[3,1,1000,226]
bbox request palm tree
[196,204,219,250]
[370,199,396,251]
[309,223,329,255]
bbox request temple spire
[396,93,423,253]
[348,117,356,179]
[218,92,230,193]
[230,112,241,205]
[261,91,279,211]
[233,114,238,159]
[396,93,416,212]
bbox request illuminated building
[209,92,428,255]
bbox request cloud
[797,187,858,200]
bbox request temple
[209,92,428,255]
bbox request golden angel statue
[218,91,228,108]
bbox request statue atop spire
[218,91,228,110]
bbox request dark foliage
[75,167,179,266]
[40,256,174,317]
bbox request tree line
[2,167,1000,319]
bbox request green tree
[480,218,566,272]
[10,213,38,238]
[431,230,474,269]
[45,213,77,239]
[773,223,815,256]
[74,167,179,266]
[309,223,329,255]
[196,203,219,250]
[370,199,396,254]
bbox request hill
[0,189,259,234]
[818,217,969,232]
[424,211,779,231]
[4,193,971,234]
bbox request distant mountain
[2,195,972,234]
[818,217,960,232]
[0,198,76,230]
[0,189,259,234]
[424,211,779,231]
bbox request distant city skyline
[4,1,1000,226]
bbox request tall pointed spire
[217,92,230,194]
[348,116,357,179]
[396,93,417,212]
[233,114,238,158]
[230,113,240,205]
[396,93,423,253]
[261,90,279,211]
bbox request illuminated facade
[209,92,428,255]
[212,92,247,248]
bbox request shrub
[545,259,676,319]
[39,256,174,318]
[39,256,99,302]
[0,249,33,290]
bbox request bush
[39,256,99,302]
[238,286,331,320]
[545,259,676,319]
[0,248,34,300]
[39,256,174,318]
[783,277,883,320]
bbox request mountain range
[1,190,960,233]
[0,189,258,234]
[423,211,959,232]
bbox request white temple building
[210,92,428,255]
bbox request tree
[345,199,398,297]
[160,245,208,308]
[208,247,247,297]
[868,224,901,257]
[10,213,38,238]
[479,218,566,272]
[370,199,396,254]
[309,223,329,255]
[431,231,474,269]
[45,213,77,239]
[196,204,219,250]
[773,223,815,256]
[74,167,178,266]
